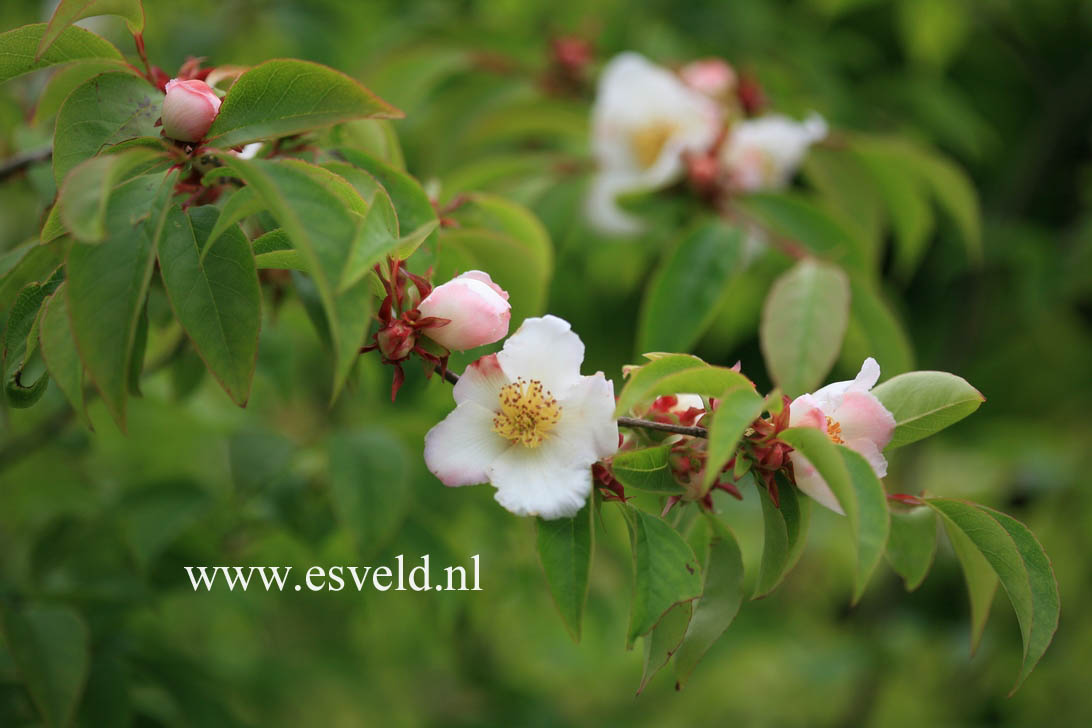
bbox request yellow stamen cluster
[493,378,562,448]
[826,416,845,445]
[631,122,678,169]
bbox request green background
[2,0,1091,725]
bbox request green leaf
[871,371,985,449]
[38,283,92,428]
[838,278,914,379]
[622,505,703,647]
[886,504,936,591]
[66,172,170,429]
[32,59,137,125]
[638,219,743,354]
[52,72,161,186]
[3,271,63,384]
[37,0,145,59]
[536,500,593,642]
[1,603,90,728]
[779,428,890,603]
[802,145,884,250]
[338,196,401,293]
[436,228,548,326]
[0,23,121,85]
[610,445,685,494]
[156,205,261,406]
[335,148,437,241]
[5,366,49,408]
[701,386,765,493]
[57,147,166,242]
[0,241,66,310]
[126,301,146,396]
[253,230,305,271]
[199,186,266,258]
[453,192,553,273]
[614,354,752,417]
[205,59,401,147]
[760,259,850,397]
[926,498,1059,692]
[640,602,692,694]
[752,473,810,598]
[734,192,870,271]
[941,510,998,654]
[674,516,745,688]
[218,157,372,400]
[328,429,411,553]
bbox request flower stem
[440,367,709,438]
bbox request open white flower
[720,113,827,192]
[424,315,618,519]
[587,52,721,234]
[788,358,896,514]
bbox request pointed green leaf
[752,473,810,598]
[32,59,137,125]
[941,511,998,654]
[38,283,92,428]
[536,500,593,642]
[674,517,745,688]
[156,205,261,406]
[701,386,764,492]
[886,504,937,591]
[57,147,166,242]
[205,59,401,147]
[872,371,985,449]
[610,445,685,494]
[760,259,850,397]
[1,603,90,728]
[623,505,703,647]
[199,186,266,258]
[638,219,743,354]
[0,23,121,85]
[927,498,1059,693]
[614,355,752,417]
[37,0,144,59]
[640,601,692,694]
[336,147,437,242]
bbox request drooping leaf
[37,0,145,59]
[610,445,685,494]
[752,473,810,598]
[926,498,1059,693]
[328,429,411,554]
[206,59,402,148]
[0,23,121,85]
[156,205,261,406]
[779,428,890,603]
[1,603,90,728]
[57,147,166,242]
[65,172,171,429]
[802,144,885,251]
[536,500,593,641]
[32,59,137,125]
[336,147,437,242]
[199,186,266,258]
[941,510,999,654]
[0,241,66,310]
[872,371,985,449]
[701,386,765,493]
[638,219,744,354]
[673,516,745,688]
[38,283,92,428]
[622,505,703,647]
[640,601,692,694]
[3,270,63,384]
[52,72,161,186]
[760,259,850,397]
[886,504,937,591]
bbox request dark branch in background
[440,367,709,438]
[0,147,52,182]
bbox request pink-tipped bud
[417,271,511,351]
[377,320,417,361]
[680,59,736,98]
[162,79,221,142]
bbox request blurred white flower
[587,53,721,234]
[424,316,618,519]
[720,113,827,192]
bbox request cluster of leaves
[537,353,1057,693]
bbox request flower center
[492,378,562,448]
[825,416,845,445]
[631,121,677,169]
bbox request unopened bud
[162,79,221,143]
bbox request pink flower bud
[376,320,417,361]
[162,79,222,142]
[417,271,511,351]
[680,58,736,97]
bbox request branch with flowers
[0,0,1057,703]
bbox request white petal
[845,437,889,479]
[489,440,592,519]
[833,390,895,449]
[554,372,619,461]
[497,315,584,395]
[586,173,644,235]
[424,402,510,487]
[813,357,882,411]
[788,393,828,430]
[852,357,881,391]
[789,451,845,515]
[452,353,509,409]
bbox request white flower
[587,52,721,234]
[720,113,827,192]
[788,358,896,514]
[424,315,619,519]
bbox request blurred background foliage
[1,0,1091,725]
